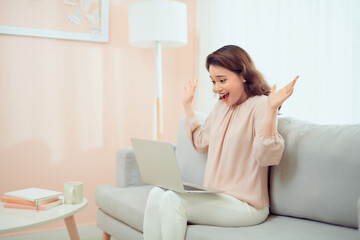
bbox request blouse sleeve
[252,99,285,167]
[185,116,210,154]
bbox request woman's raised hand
[183,78,199,107]
[268,76,299,110]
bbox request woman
[143,45,298,240]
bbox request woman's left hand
[268,76,299,110]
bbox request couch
[96,113,360,240]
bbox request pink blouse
[185,95,285,209]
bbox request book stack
[1,188,63,211]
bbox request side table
[0,198,88,240]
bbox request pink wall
[0,0,197,236]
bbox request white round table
[0,198,88,240]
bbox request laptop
[131,138,223,194]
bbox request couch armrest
[115,147,145,188]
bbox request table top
[0,197,88,234]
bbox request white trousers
[143,187,269,240]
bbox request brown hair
[206,45,271,97]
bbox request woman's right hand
[183,78,198,107]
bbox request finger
[271,84,277,94]
[286,86,295,97]
[287,76,298,93]
[291,76,298,87]
[290,88,294,96]
[190,79,197,92]
[284,76,298,90]
[289,88,294,97]
[193,78,198,89]
[192,78,196,88]
[289,76,299,88]
[188,80,193,90]
[284,81,293,90]
[285,86,295,95]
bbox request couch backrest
[271,117,360,228]
[175,112,207,185]
[175,113,360,228]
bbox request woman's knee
[159,191,186,217]
[148,187,165,200]
[146,187,166,209]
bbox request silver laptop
[131,138,223,194]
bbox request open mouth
[219,93,230,101]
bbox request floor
[0,225,103,240]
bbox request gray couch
[96,114,360,240]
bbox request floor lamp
[129,0,187,140]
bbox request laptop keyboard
[183,185,206,191]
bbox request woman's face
[209,65,248,106]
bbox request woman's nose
[213,83,222,93]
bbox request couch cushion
[185,215,358,240]
[96,184,152,232]
[270,117,360,228]
[96,186,358,240]
[175,112,208,185]
[97,209,143,240]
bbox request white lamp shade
[129,0,187,48]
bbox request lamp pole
[129,0,187,141]
[155,41,163,140]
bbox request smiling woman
[141,44,297,240]
[206,45,271,107]
[206,45,271,101]
[209,65,247,105]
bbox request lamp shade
[129,0,187,48]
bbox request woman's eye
[211,80,215,84]
[220,79,227,83]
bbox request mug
[64,182,83,204]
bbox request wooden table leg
[64,215,80,240]
[102,232,111,240]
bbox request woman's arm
[262,108,278,136]
[182,78,209,153]
[183,78,198,120]
[262,76,298,136]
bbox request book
[3,199,62,210]
[0,195,60,206]
[4,188,62,202]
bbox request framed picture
[0,0,109,43]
